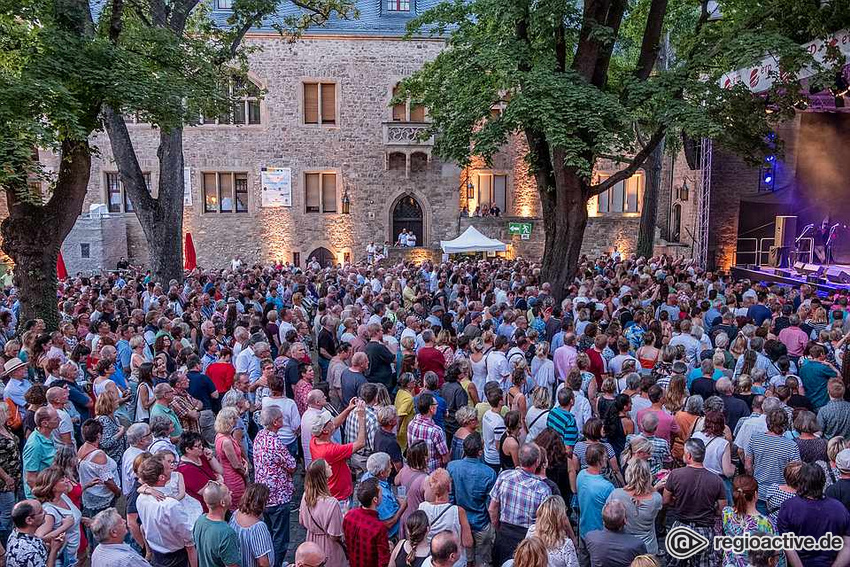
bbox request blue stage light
[764,175,773,184]
[766,155,775,162]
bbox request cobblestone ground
[285,464,308,564]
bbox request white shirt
[122,446,145,496]
[136,493,195,554]
[278,321,295,345]
[482,409,506,465]
[733,413,767,453]
[53,407,74,444]
[485,350,509,386]
[301,406,323,468]
[261,396,301,445]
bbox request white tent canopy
[440,226,507,254]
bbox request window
[391,83,425,122]
[387,0,411,11]
[477,173,508,212]
[293,252,301,268]
[410,152,428,173]
[305,172,337,213]
[80,243,90,259]
[304,82,336,125]
[106,172,151,213]
[596,173,643,214]
[215,0,233,9]
[202,77,261,125]
[676,181,689,202]
[203,172,249,213]
[388,152,406,171]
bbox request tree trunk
[104,108,185,283]
[0,141,91,331]
[637,136,665,258]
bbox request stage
[731,263,850,294]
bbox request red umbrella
[184,232,197,271]
[56,251,68,280]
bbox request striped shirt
[547,407,579,447]
[228,516,274,567]
[746,432,800,500]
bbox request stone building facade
[24,1,655,272]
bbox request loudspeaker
[794,261,806,273]
[799,263,825,275]
[825,268,850,284]
[774,216,798,249]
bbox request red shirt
[177,457,218,513]
[310,438,355,499]
[587,347,606,388]
[342,507,391,567]
[417,346,446,386]
[206,362,236,393]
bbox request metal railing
[735,236,815,267]
[734,238,759,266]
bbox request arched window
[202,76,261,125]
[388,152,407,171]
[671,203,682,243]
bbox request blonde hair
[215,406,239,434]
[828,436,850,463]
[535,342,550,358]
[624,458,653,496]
[630,556,661,567]
[95,390,119,416]
[530,387,551,410]
[621,436,652,468]
[512,537,548,567]
[304,459,332,508]
[534,496,570,550]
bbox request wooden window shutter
[321,83,336,124]
[409,104,425,122]
[392,85,405,121]
[322,173,337,212]
[304,83,319,124]
[305,173,320,212]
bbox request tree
[0,0,111,329]
[104,0,356,284]
[399,0,850,302]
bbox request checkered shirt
[406,414,448,473]
[344,404,377,456]
[489,468,552,528]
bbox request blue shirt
[116,340,132,372]
[447,457,497,531]
[747,304,772,327]
[187,370,218,411]
[799,360,838,410]
[361,473,401,537]
[576,470,614,537]
[686,368,724,389]
[111,366,128,389]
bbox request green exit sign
[508,222,532,237]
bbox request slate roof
[209,0,447,37]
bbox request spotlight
[766,155,775,162]
[764,175,773,184]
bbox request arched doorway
[392,195,423,246]
[307,247,335,268]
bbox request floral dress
[721,507,784,567]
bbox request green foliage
[398,0,850,181]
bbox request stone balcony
[382,122,434,146]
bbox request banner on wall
[183,167,192,206]
[261,167,292,207]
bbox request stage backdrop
[795,113,850,263]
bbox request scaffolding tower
[694,138,713,269]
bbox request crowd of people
[2,252,850,567]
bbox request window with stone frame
[388,152,406,171]
[105,171,151,213]
[387,0,411,12]
[203,172,249,213]
[305,172,337,213]
[391,84,425,122]
[410,152,428,173]
[304,82,337,125]
[215,0,233,9]
[596,172,643,214]
[201,77,261,125]
[475,172,508,212]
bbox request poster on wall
[261,167,292,207]
[183,167,192,206]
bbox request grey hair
[221,389,245,409]
[260,405,283,427]
[715,377,733,395]
[376,405,397,427]
[691,325,704,340]
[150,415,173,438]
[625,372,642,390]
[366,452,391,476]
[126,423,151,446]
[455,406,478,427]
[762,396,782,414]
[518,443,541,468]
[602,500,627,531]
[704,395,725,413]
[684,438,706,463]
[685,395,704,415]
[714,332,729,349]
[91,507,123,543]
[640,411,659,433]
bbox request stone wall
[60,214,128,275]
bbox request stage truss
[694,138,713,269]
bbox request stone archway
[391,194,424,246]
[307,246,335,268]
